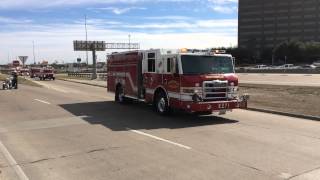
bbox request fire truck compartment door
[163,57,180,100]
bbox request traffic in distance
[242,61,320,70]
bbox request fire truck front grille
[203,80,228,101]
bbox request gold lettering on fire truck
[205,75,224,79]
[168,80,179,89]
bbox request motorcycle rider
[11,71,18,89]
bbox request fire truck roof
[109,49,232,57]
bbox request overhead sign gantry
[73,41,106,79]
[73,40,140,79]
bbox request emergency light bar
[179,48,227,54]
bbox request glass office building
[239,0,320,54]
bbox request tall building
[238,0,320,56]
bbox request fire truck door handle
[164,79,168,84]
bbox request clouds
[208,0,237,4]
[0,16,32,24]
[208,0,238,14]
[90,7,146,15]
[210,6,237,14]
[121,19,237,31]
[0,0,193,9]
[0,0,239,64]
[0,18,237,64]
[0,0,237,9]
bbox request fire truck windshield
[181,55,234,75]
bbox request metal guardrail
[67,72,108,80]
[0,69,12,74]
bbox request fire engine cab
[107,49,249,115]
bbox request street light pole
[85,15,88,66]
[32,41,36,64]
[128,34,131,50]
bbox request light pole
[128,34,131,50]
[285,55,287,64]
[32,41,36,64]
[85,15,88,66]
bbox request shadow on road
[59,101,238,131]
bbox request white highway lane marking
[129,129,192,150]
[41,84,69,93]
[34,99,51,105]
[30,80,69,93]
[0,140,29,180]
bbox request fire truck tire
[155,91,170,115]
[115,85,126,103]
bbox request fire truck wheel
[155,92,170,115]
[115,85,125,103]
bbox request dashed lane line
[129,129,192,150]
[0,140,29,180]
[34,99,51,105]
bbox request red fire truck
[30,67,55,80]
[107,49,249,115]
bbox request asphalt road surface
[239,73,320,87]
[0,80,320,180]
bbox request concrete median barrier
[67,72,108,80]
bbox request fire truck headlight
[228,86,238,93]
[228,86,239,99]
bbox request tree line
[219,40,320,65]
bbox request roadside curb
[247,107,320,121]
[58,78,107,88]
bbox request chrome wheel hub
[157,98,166,113]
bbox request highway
[0,80,320,180]
[239,73,320,86]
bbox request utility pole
[32,41,36,64]
[85,15,88,66]
[7,52,10,65]
[128,34,131,50]
[285,55,287,64]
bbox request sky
[0,0,238,64]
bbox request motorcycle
[2,78,12,90]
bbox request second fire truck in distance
[30,67,55,81]
[107,49,249,115]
